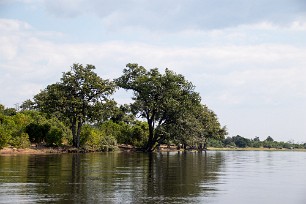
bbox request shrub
[46,127,63,146]
[25,123,50,143]
[80,125,117,151]
[0,125,11,149]
[80,125,102,149]
[251,141,262,148]
[207,138,224,148]
[10,133,30,148]
[46,117,72,146]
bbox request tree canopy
[34,63,115,148]
[116,63,226,151]
[1,62,231,151]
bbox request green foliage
[233,135,251,148]
[79,119,149,151]
[10,133,31,148]
[0,111,32,148]
[265,136,274,142]
[46,117,72,146]
[80,124,117,151]
[221,135,305,150]
[26,123,50,143]
[3,108,17,116]
[113,121,149,148]
[251,141,261,148]
[116,63,211,151]
[24,115,71,146]
[0,104,4,113]
[110,104,136,124]
[98,120,148,148]
[207,138,224,148]
[41,126,62,146]
[34,63,116,148]
[20,99,35,111]
[129,121,149,147]
[0,125,11,149]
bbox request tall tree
[34,63,115,148]
[116,63,202,151]
[165,104,226,150]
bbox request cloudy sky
[1,0,305,142]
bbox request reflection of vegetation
[0,152,225,203]
[143,152,223,201]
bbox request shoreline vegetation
[1,63,305,153]
[1,144,305,155]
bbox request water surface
[0,151,305,203]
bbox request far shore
[1,145,305,155]
[207,147,306,151]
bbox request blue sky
[1,0,306,142]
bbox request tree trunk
[198,143,203,151]
[76,121,82,148]
[146,120,155,152]
[203,137,208,150]
[183,143,187,150]
[71,117,77,147]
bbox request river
[0,151,305,203]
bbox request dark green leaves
[34,63,116,147]
[116,63,211,151]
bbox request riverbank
[0,146,76,155]
[1,145,305,155]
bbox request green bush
[0,125,11,149]
[46,117,72,146]
[80,125,117,151]
[26,123,50,143]
[24,115,71,146]
[129,122,148,147]
[251,141,262,148]
[207,138,224,148]
[10,133,30,148]
[111,121,148,148]
[46,127,63,146]
[80,125,101,149]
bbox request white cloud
[2,0,301,32]
[1,19,306,105]
[290,21,306,31]
[39,0,306,30]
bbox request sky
[0,0,305,142]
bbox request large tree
[164,104,227,150]
[116,63,202,151]
[34,63,115,148]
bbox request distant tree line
[207,135,306,149]
[0,63,227,152]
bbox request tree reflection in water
[0,151,225,203]
[143,151,224,203]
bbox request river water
[0,151,305,204]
